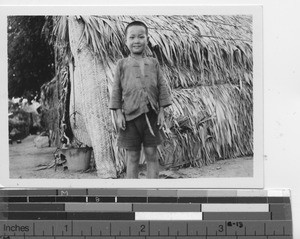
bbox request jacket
[109,56,172,121]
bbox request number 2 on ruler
[140,224,146,233]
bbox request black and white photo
[1,6,263,188]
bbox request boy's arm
[109,60,126,130]
[157,106,166,129]
[155,59,172,108]
[109,60,122,110]
[156,60,171,129]
[116,108,126,130]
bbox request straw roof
[77,15,252,85]
[51,15,253,172]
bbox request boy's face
[125,25,148,56]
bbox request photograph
[2,6,263,188]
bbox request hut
[45,15,253,178]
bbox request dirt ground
[9,135,253,179]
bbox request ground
[9,135,253,179]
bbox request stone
[34,135,49,148]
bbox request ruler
[0,189,293,238]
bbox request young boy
[109,21,172,178]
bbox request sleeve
[108,60,123,110]
[156,59,172,108]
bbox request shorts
[117,109,162,151]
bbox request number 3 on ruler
[218,225,224,232]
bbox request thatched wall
[52,15,253,174]
[40,65,70,147]
[40,76,60,146]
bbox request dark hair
[125,21,148,36]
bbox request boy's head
[125,21,148,37]
[125,21,149,56]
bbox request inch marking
[85,189,88,200]
[71,220,73,236]
[0,220,293,238]
[186,222,189,236]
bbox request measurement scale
[0,189,293,238]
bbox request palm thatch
[49,15,253,175]
[40,64,71,147]
[40,76,60,146]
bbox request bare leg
[126,150,140,179]
[144,147,159,179]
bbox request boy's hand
[157,108,165,130]
[116,109,126,130]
